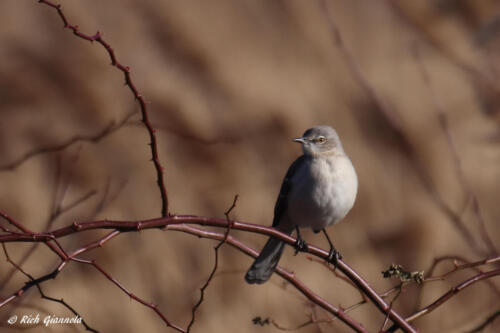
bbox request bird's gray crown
[293,125,343,155]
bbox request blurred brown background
[0,1,499,332]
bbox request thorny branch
[385,268,500,332]
[0,211,409,332]
[1,243,98,332]
[284,256,500,331]
[1,214,416,332]
[167,224,369,333]
[186,195,238,332]
[37,0,169,217]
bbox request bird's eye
[317,136,326,143]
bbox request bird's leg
[294,226,308,255]
[323,229,342,266]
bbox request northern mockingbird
[245,125,358,284]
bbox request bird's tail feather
[245,237,286,284]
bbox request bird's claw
[294,238,308,255]
[327,248,342,266]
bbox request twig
[420,255,500,300]
[186,195,238,332]
[2,229,186,332]
[78,258,186,333]
[38,0,169,217]
[379,284,403,332]
[168,224,368,333]
[0,211,33,234]
[0,179,97,289]
[385,268,500,332]
[1,244,98,332]
[0,109,136,171]
[186,240,222,332]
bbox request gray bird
[245,125,358,284]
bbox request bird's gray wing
[272,155,306,228]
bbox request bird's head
[293,125,343,156]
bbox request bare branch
[412,43,497,256]
[167,224,369,333]
[38,0,169,217]
[385,268,500,332]
[2,243,98,332]
[187,195,238,332]
[0,109,136,172]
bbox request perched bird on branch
[245,125,358,284]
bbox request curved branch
[0,214,416,332]
[406,268,500,323]
[37,0,169,216]
[167,224,368,333]
[385,268,500,332]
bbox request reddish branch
[168,224,368,333]
[2,188,497,332]
[37,0,169,217]
[384,268,500,333]
[421,255,500,301]
[0,214,416,333]
[2,243,98,332]
[1,228,185,332]
[187,195,238,332]
[1,150,99,289]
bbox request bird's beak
[293,137,306,144]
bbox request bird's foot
[327,248,342,266]
[294,238,308,255]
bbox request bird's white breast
[287,153,358,231]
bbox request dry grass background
[0,1,499,332]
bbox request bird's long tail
[245,237,286,284]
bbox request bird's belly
[287,157,357,231]
[288,184,340,230]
